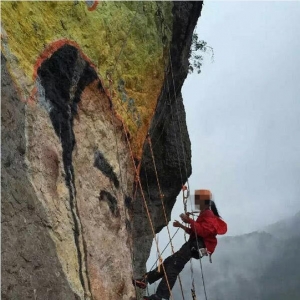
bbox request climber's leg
[146,239,192,284]
[154,241,192,299]
[132,256,171,289]
[146,252,178,284]
[133,241,190,290]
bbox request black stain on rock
[37,45,98,189]
[94,150,119,189]
[37,44,99,296]
[124,196,133,210]
[99,190,120,218]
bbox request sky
[147,0,300,269]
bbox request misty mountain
[264,211,300,240]
[171,212,300,300]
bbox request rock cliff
[1,1,202,299]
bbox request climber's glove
[180,213,190,223]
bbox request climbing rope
[122,123,175,300]
[102,10,176,300]
[168,49,209,300]
[181,185,197,298]
[143,163,160,279]
[154,4,209,299]
[108,59,175,300]
[107,74,140,299]
[163,32,200,300]
[153,4,204,300]
[87,2,209,299]
[147,111,186,299]
[104,5,144,299]
[148,226,180,272]
[147,134,175,254]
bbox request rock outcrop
[1,1,203,299]
[132,1,203,279]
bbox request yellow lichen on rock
[1,0,173,158]
[2,2,202,299]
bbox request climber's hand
[173,220,182,228]
[180,213,190,223]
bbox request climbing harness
[191,246,212,264]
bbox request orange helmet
[194,189,212,206]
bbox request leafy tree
[189,32,214,74]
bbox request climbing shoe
[143,295,165,300]
[132,276,147,289]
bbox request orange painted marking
[87,1,99,11]
[33,39,96,80]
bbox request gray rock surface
[1,2,203,299]
[132,0,203,279]
[1,55,81,300]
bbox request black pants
[146,237,205,299]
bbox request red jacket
[186,209,227,254]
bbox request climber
[133,194,227,300]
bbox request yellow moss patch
[1,1,173,158]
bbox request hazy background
[146,1,300,299]
[183,0,300,236]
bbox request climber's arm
[180,212,216,237]
[173,220,192,234]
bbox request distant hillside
[171,212,300,300]
[264,211,300,240]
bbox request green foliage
[189,32,214,74]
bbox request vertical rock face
[1,2,202,300]
[1,54,82,300]
[132,1,203,278]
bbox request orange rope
[108,70,173,298]
[107,77,139,299]
[122,124,174,300]
[33,4,191,297]
[147,134,186,300]
[155,7,201,299]
[102,4,186,297]
[147,135,175,253]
